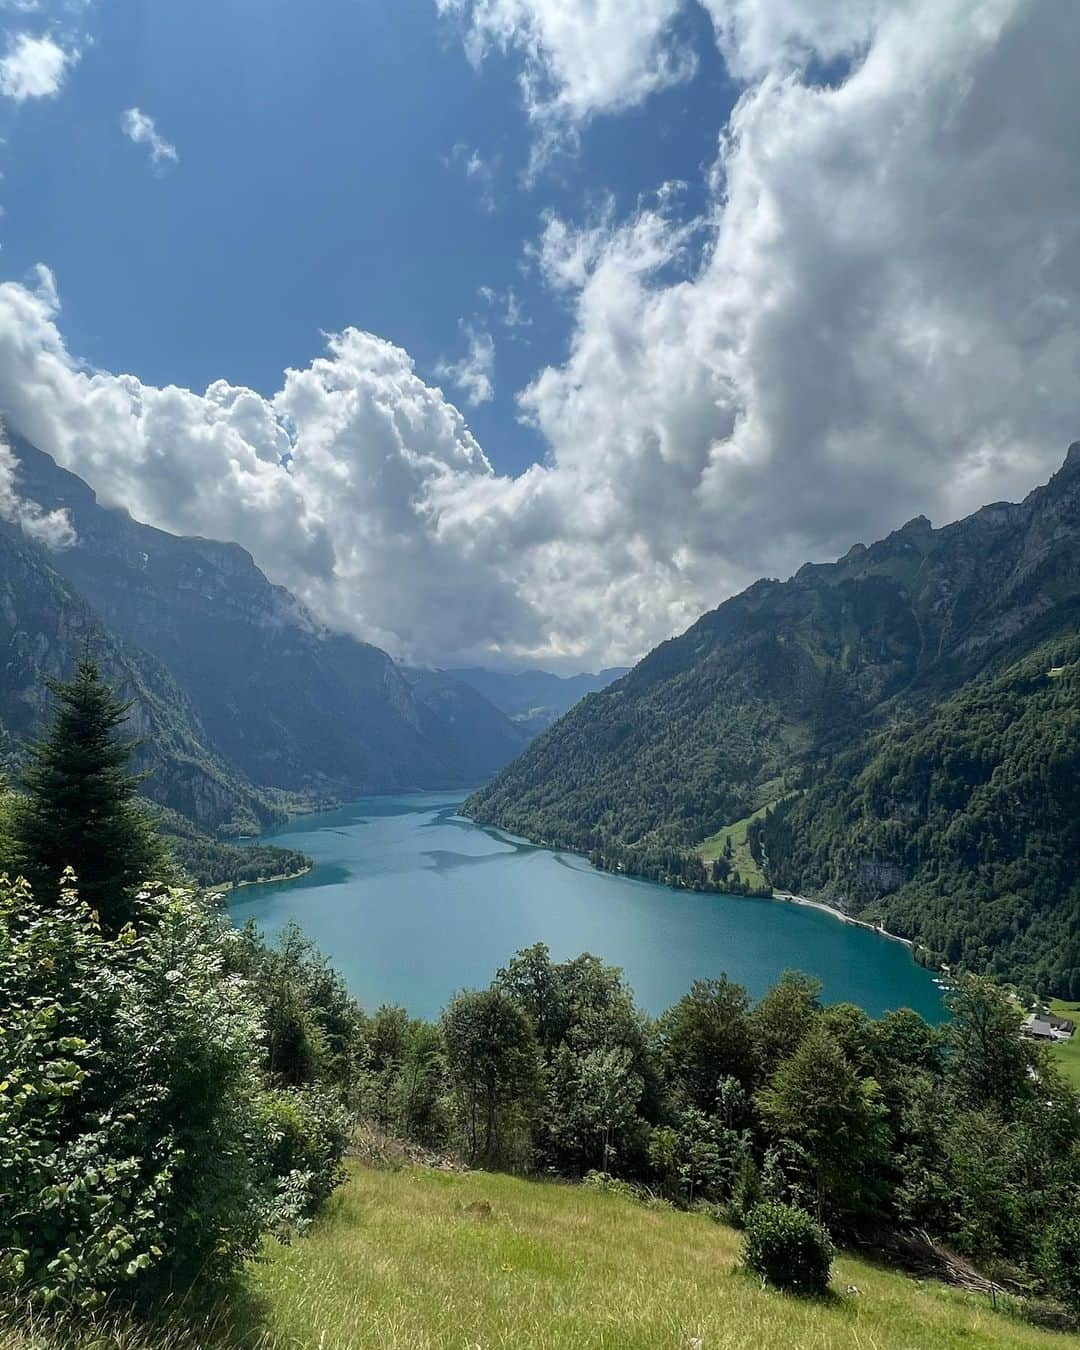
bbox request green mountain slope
[467,447,1080,984]
[757,638,1080,996]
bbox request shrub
[0,874,347,1311]
[1038,1214,1080,1312]
[258,1086,351,1232]
[742,1202,834,1295]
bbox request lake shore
[209,863,314,896]
[772,890,916,949]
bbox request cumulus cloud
[0,32,76,101]
[435,0,695,129]
[121,107,178,171]
[0,428,74,547]
[1,0,1080,672]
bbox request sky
[0,0,1078,671]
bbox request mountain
[1,438,524,819]
[445,666,630,736]
[0,515,278,834]
[757,635,1080,997]
[466,446,1080,994]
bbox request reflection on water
[231,790,945,1023]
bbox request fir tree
[12,652,170,928]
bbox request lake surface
[230,791,944,1022]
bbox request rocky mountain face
[466,447,1080,989]
[1,439,524,826]
[0,518,276,832]
[445,666,630,737]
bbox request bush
[0,874,347,1311]
[257,1086,351,1232]
[742,1202,834,1295]
[1038,1214,1080,1313]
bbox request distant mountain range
[467,446,1080,996]
[443,666,629,736]
[0,438,527,836]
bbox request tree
[496,942,570,1053]
[749,971,822,1081]
[441,988,540,1166]
[945,976,1034,1112]
[758,1024,889,1223]
[659,976,756,1106]
[12,653,169,930]
[0,874,347,1309]
[577,1046,643,1171]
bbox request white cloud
[435,0,694,128]
[0,32,76,101]
[436,322,496,406]
[447,142,498,211]
[479,284,530,330]
[1,0,1080,672]
[121,107,178,171]
[0,427,74,547]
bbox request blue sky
[1,0,732,478]
[0,0,1076,671]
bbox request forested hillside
[468,446,1080,990]
[757,639,1080,997]
[0,519,280,836]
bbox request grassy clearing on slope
[233,1162,1067,1350]
[699,797,793,891]
[1049,999,1080,1088]
[4,1161,1074,1350]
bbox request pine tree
[12,652,170,929]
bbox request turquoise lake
[230,790,945,1022]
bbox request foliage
[760,637,1080,995]
[10,655,171,930]
[742,1202,834,1295]
[440,988,540,1167]
[0,875,308,1309]
[354,951,1080,1314]
[757,1025,889,1224]
[0,862,356,1321]
[1038,1214,1080,1313]
[658,978,756,1106]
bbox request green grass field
[1049,999,1080,1088]
[233,1163,1069,1350]
[699,801,780,891]
[4,1161,1075,1349]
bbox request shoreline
[772,889,916,949]
[469,805,925,960]
[209,863,314,896]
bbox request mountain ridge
[466,446,1080,991]
[0,437,525,827]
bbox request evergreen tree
[12,652,169,929]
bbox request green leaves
[0,876,348,1312]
